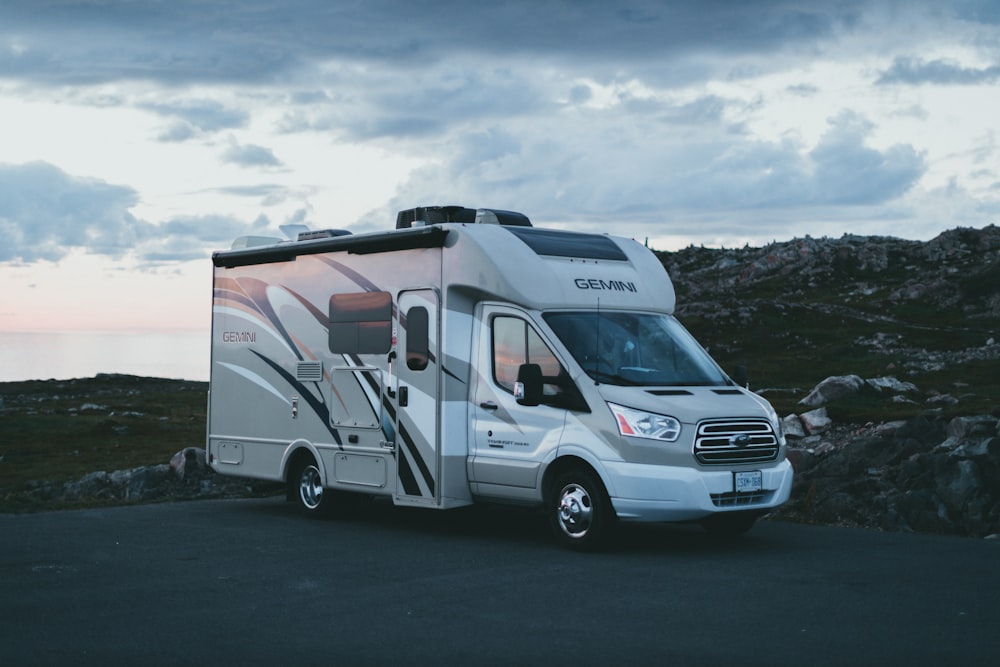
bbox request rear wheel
[290,458,332,517]
[547,467,614,551]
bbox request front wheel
[547,468,615,551]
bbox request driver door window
[492,316,562,396]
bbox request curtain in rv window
[328,291,392,354]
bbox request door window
[405,306,429,371]
[491,316,562,395]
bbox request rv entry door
[393,289,440,506]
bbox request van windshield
[543,311,729,387]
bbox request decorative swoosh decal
[215,254,438,495]
[216,362,291,405]
[250,349,343,446]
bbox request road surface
[2,497,997,666]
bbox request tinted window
[406,306,429,371]
[491,316,563,395]
[505,227,627,261]
[492,317,524,391]
[329,291,392,354]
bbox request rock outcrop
[775,375,999,537]
[24,447,279,506]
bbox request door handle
[479,401,498,410]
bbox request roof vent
[230,235,283,249]
[297,229,352,241]
[474,209,531,226]
[396,205,531,229]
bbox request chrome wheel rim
[556,483,593,538]
[299,464,323,510]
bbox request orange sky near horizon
[0,252,210,333]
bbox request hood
[593,383,776,425]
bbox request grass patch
[0,375,207,511]
[680,299,1000,422]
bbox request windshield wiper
[586,369,640,386]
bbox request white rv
[207,206,793,549]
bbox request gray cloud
[138,99,249,139]
[212,184,306,206]
[344,70,553,140]
[0,0,993,265]
[221,142,283,168]
[807,112,925,204]
[0,162,274,264]
[0,1,877,88]
[378,109,926,238]
[876,57,1000,85]
[140,214,273,263]
[0,162,146,262]
[157,122,198,143]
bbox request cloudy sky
[1,0,998,332]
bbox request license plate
[734,470,763,493]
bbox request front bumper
[604,458,794,523]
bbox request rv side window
[328,291,392,355]
[491,316,562,395]
[406,306,429,371]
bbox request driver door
[470,305,567,492]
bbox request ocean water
[0,331,209,382]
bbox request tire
[547,467,615,551]
[701,511,759,537]
[290,458,332,518]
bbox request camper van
[207,206,793,549]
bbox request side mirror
[514,363,543,406]
[732,364,749,389]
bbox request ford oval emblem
[729,433,752,448]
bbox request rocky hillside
[657,225,1000,538]
[661,226,999,396]
[663,224,1000,314]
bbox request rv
[207,206,793,549]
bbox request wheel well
[542,456,607,501]
[284,448,316,501]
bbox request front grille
[711,490,775,507]
[694,419,779,465]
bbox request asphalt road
[2,497,998,666]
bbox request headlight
[608,403,681,442]
[764,402,786,446]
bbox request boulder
[63,471,112,500]
[799,375,865,407]
[800,407,832,435]
[866,377,917,393]
[170,447,207,480]
[781,414,806,439]
[936,459,983,519]
[893,417,947,447]
[873,421,907,437]
[109,465,172,501]
[949,436,1000,462]
[947,415,998,440]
